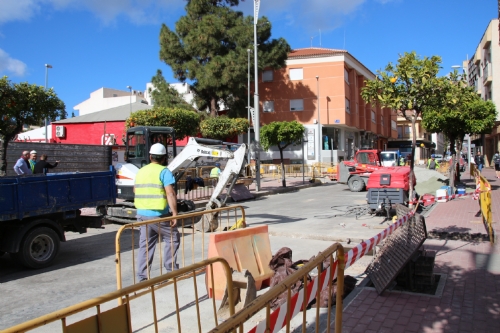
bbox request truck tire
[348,175,365,192]
[14,226,60,269]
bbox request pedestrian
[28,150,37,173]
[474,151,485,172]
[399,156,405,166]
[427,156,439,170]
[13,151,32,175]
[406,153,412,166]
[135,143,179,282]
[33,154,59,174]
[492,151,500,179]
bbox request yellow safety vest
[210,167,220,178]
[134,163,167,210]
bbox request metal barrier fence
[1,257,235,333]
[471,164,494,243]
[257,164,332,179]
[115,206,246,293]
[208,243,345,333]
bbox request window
[263,101,274,112]
[391,120,396,130]
[289,68,303,80]
[344,68,349,84]
[262,70,273,82]
[371,110,376,123]
[345,98,350,113]
[290,99,304,111]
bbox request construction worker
[427,155,439,170]
[210,162,221,178]
[399,155,405,166]
[134,143,179,282]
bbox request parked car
[433,154,444,163]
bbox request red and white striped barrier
[248,211,415,333]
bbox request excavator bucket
[217,269,257,321]
[196,212,220,232]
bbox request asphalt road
[0,182,380,331]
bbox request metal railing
[256,164,331,179]
[115,206,246,292]
[208,243,345,333]
[1,257,235,333]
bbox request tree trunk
[409,115,417,208]
[210,97,217,117]
[0,137,12,177]
[448,135,457,190]
[279,147,286,187]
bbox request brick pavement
[336,167,500,333]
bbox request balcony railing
[483,63,492,85]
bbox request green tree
[125,107,201,140]
[422,72,497,187]
[200,116,249,140]
[0,76,66,176]
[361,51,446,203]
[260,121,305,187]
[159,0,290,117]
[149,70,196,111]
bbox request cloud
[238,0,366,33]
[0,49,27,76]
[0,0,42,24]
[0,0,184,25]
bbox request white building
[74,88,148,116]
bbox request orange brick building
[251,47,397,165]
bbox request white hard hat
[30,150,37,154]
[149,143,166,155]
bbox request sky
[0,0,498,117]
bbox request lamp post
[126,86,132,114]
[316,76,321,166]
[253,0,261,191]
[44,64,52,142]
[247,49,252,165]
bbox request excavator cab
[125,126,177,168]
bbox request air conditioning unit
[55,126,65,138]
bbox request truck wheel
[348,176,365,192]
[14,227,60,269]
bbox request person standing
[135,143,179,282]
[33,155,59,174]
[13,151,32,175]
[210,162,221,178]
[474,151,485,172]
[399,155,405,166]
[427,156,439,170]
[492,151,500,179]
[28,150,38,173]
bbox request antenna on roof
[310,36,314,48]
[319,29,321,47]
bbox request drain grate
[366,204,428,294]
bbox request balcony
[474,80,482,95]
[483,63,492,86]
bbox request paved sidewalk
[338,167,500,333]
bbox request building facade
[464,19,500,163]
[253,47,397,165]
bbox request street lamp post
[253,0,261,191]
[316,76,321,167]
[126,86,132,114]
[44,64,53,142]
[247,49,252,165]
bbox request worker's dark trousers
[136,215,180,281]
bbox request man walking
[492,151,500,179]
[135,143,179,282]
[13,151,32,175]
[474,151,485,172]
[427,155,439,170]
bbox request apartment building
[255,47,397,165]
[464,19,500,162]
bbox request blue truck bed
[0,169,116,222]
[0,168,117,269]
